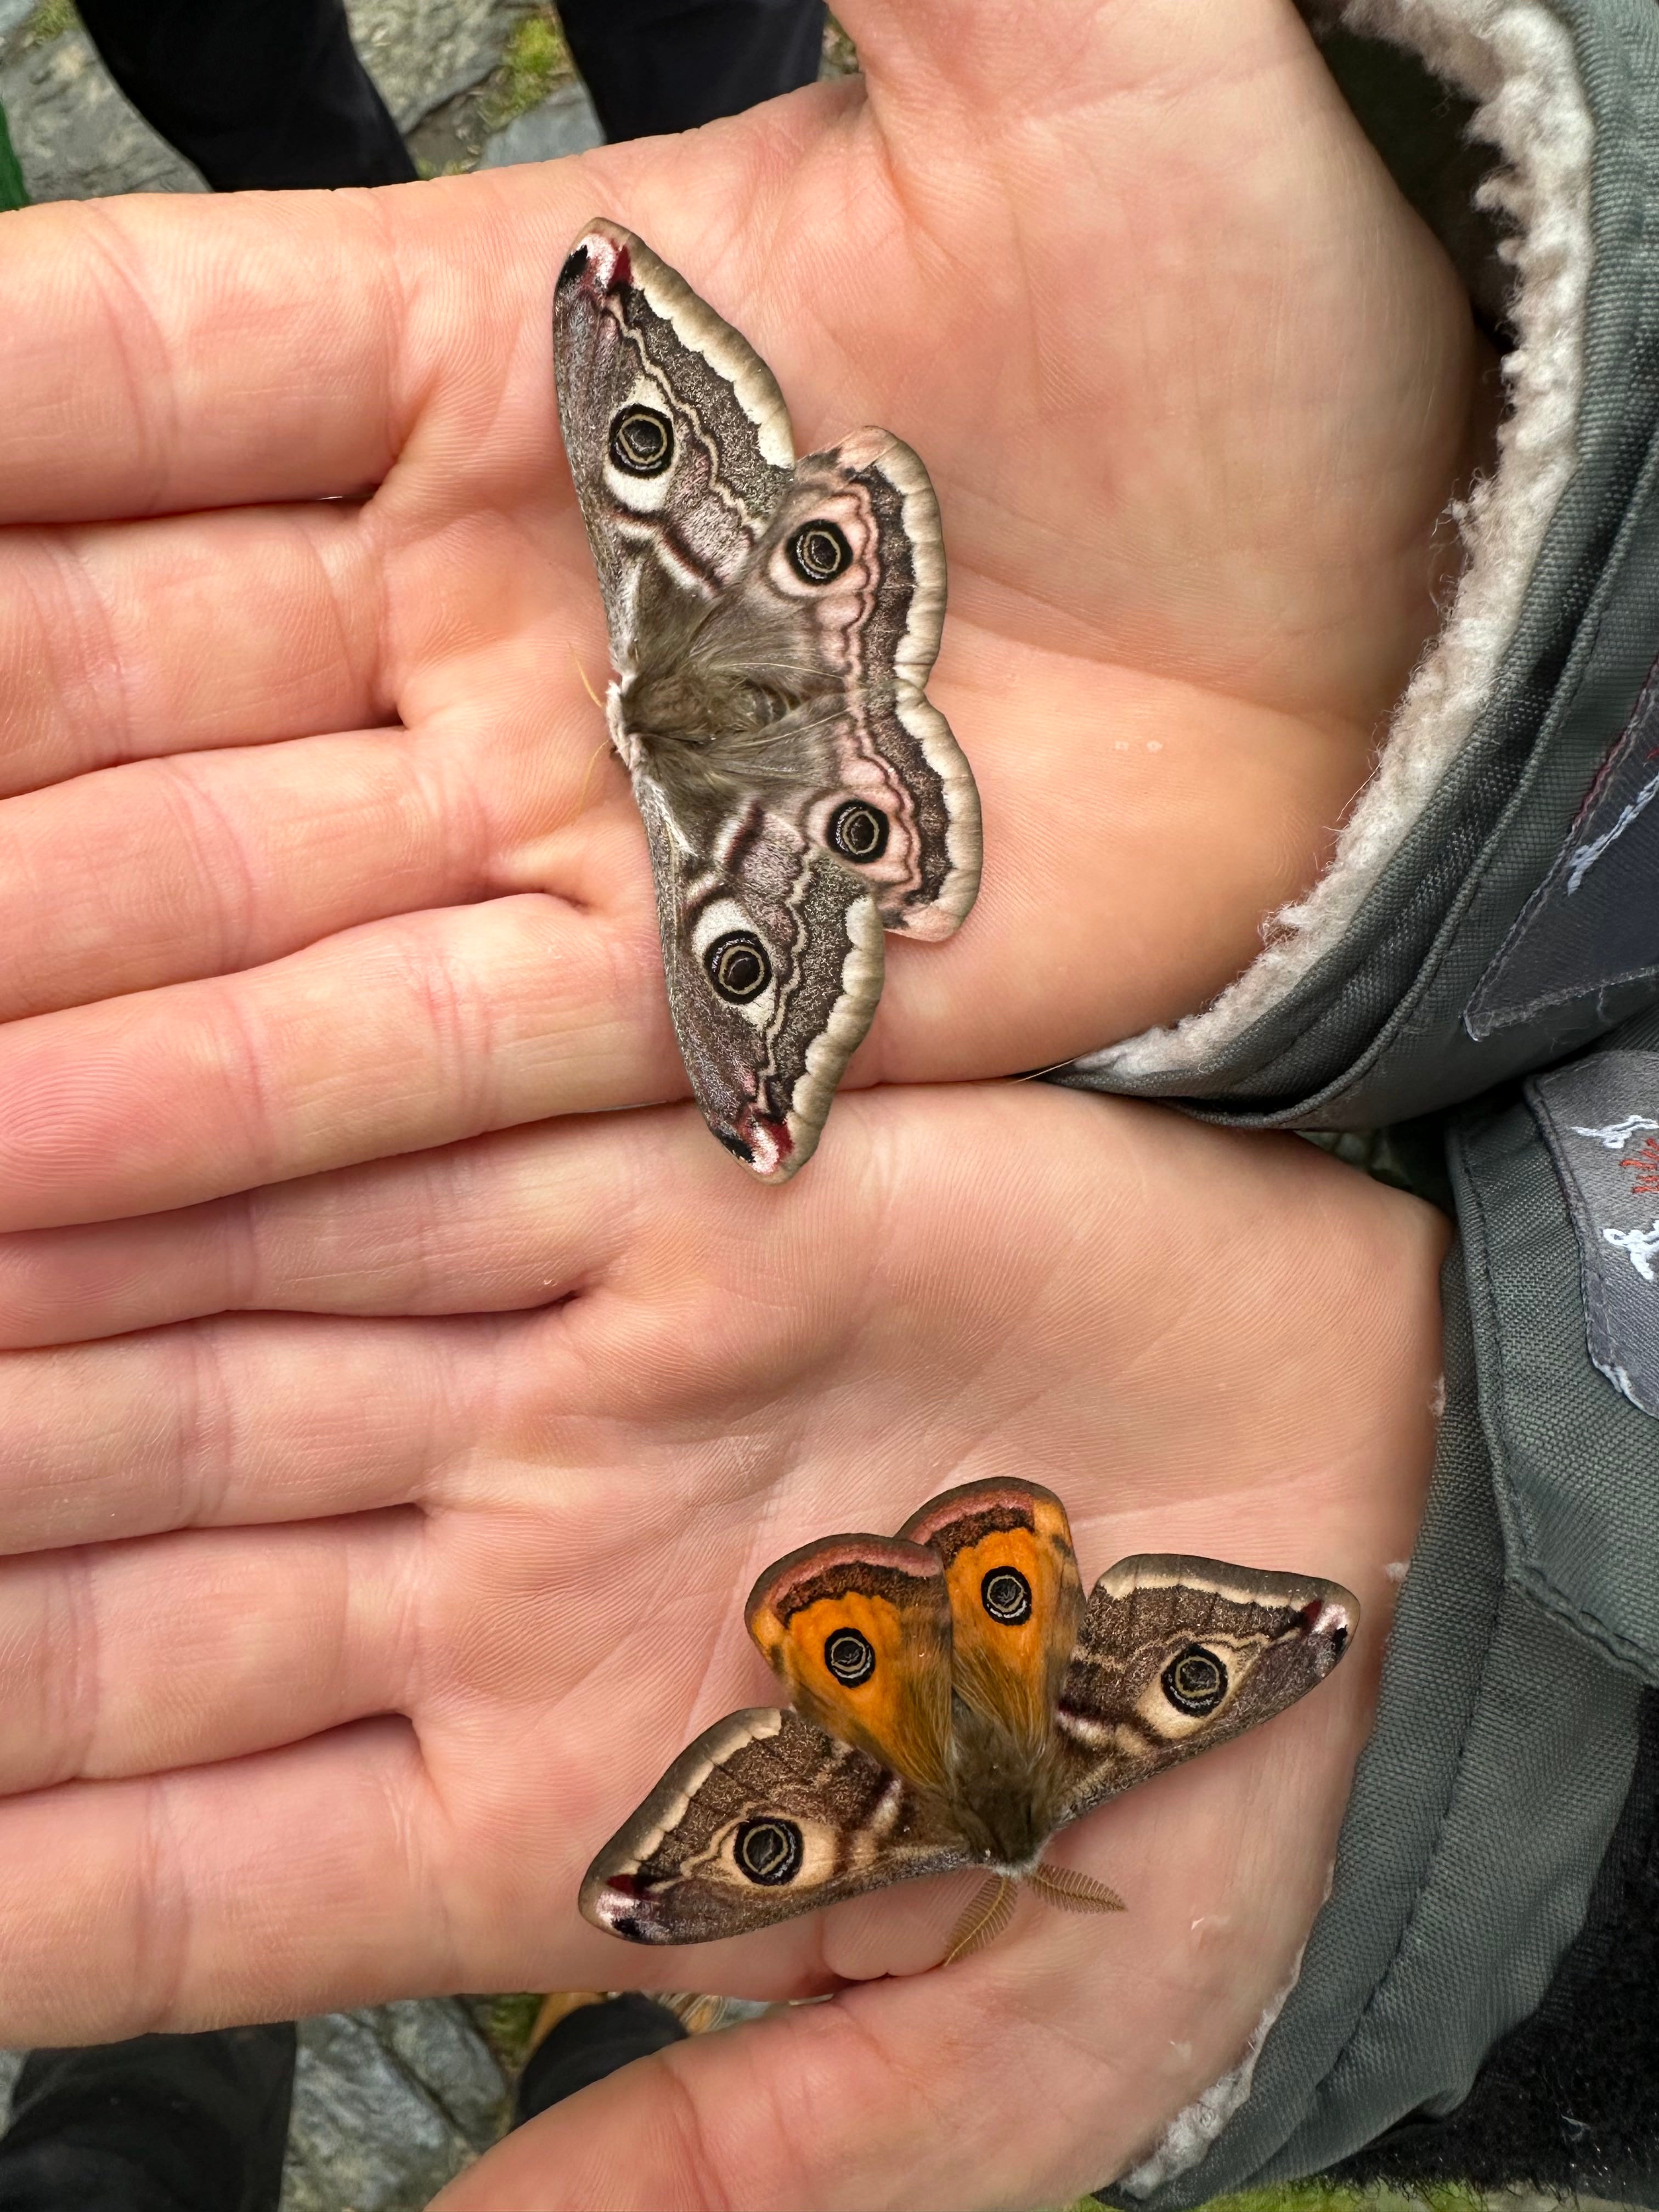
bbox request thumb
[429,1954,1131,2212]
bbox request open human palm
[0,0,1485,1234]
[0,1085,1443,2207]
[0,0,1472,2201]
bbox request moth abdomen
[946,1702,1070,1870]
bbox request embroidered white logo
[1530,1054,1659,1419]
[1604,1220,1659,1284]
[1569,1114,1659,1149]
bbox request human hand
[0,1082,1444,2206]
[0,0,1487,1233]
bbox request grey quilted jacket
[1073,3,1659,2199]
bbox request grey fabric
[1455,1032,1659,1675]
[1468,663,1659,1036]
[1329,1688,1659,2201]
[1529,1049,1659,1419]
[1061,0,1659,1131]
[1085,5,1659,2199]
[1102,1229,1642,2207]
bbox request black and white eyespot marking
[828,802,890,864]
[981,1566,1032,1625]
[823,1628,876,1685]
[609,405,675,477]
[559,243,589,288]
[734,1817,804,1886]
[1162,1645,1228,1716]
[789,519,853,584]
[704,932,771,1004]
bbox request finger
[0,179,576,523]
[429,1946,1144,2212]
[0,883,676,1234]
[0,1707,832,2051]
[430,1986,1095,2212]
[0,506,385,799]
[0,1109,651,1346]
[0,1515,417,1791]
[0,1721,464,2043]
[0,706,610,1021]
[0,1311,496,1549]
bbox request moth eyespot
[828,801,890,864]
[559,244,589,286]
[704,932,771,1005]
[1162,1645,1228,1717]
[981,1567,1032,1625]
[608,405,674,477]
[823,1628,876,1685]
[788,520,853,584]
[734,1816,804,1886]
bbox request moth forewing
[745,1533,955,1791]
[901,1476,1084,1758]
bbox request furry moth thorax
[580,1479,1357,1964]
[554,221,982,1182]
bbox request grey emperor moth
[582,1478,1357,1963]
[554,220,981,1182]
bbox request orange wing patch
[901,1480,1082,1754]
[746,1534,953,1792]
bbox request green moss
[1054,2188,1492,2212]
[0,101,25,210]
[476,1989,544,2075]
[21,0,75,46]
[478,5,575,133]
[821,13,859,77]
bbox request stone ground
[0,2002,521,2209]
[0,0,602,200]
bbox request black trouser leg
[0,2028,296,2212]
[513,1994,686,2123]
[74,0,415,190]
[556,0,826,141]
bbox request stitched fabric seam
[1513,1554,1659,1679]
[1475,953,1659,1031]
[1282,1138,1511,2130]
[1527,1086,1612,1374]
[1470,643,1659,1032]
[1303,1514,1508,2118]
[1473,1102,1641,1661]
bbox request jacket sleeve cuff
[1099,1026,1658,2203]
[1063,0,1659,1130]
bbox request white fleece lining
[1075,0,1594,1086]
[1118,1965,1301,2197]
